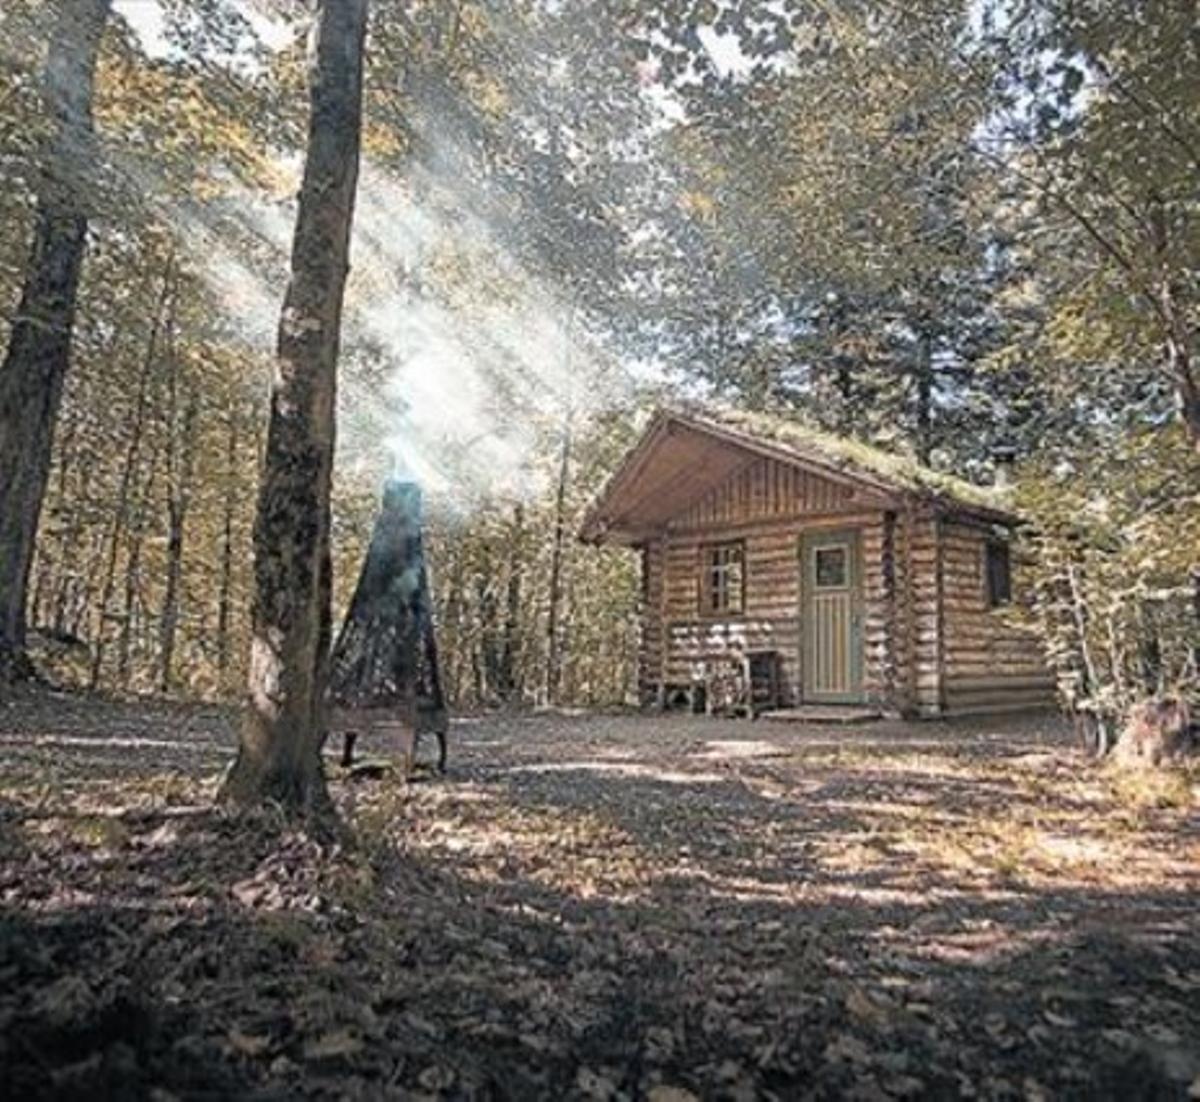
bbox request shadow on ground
[1,690,1197,1099]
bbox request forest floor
[1,690,1198,1101]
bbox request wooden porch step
[760,706,882,724]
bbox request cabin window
[701,542,744,615]
[985,541,1012,608]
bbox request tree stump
[1112,697,1196,767]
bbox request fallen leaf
[418,1064,455,1090]
[847,987,887,1026]
[303,1029,363,1062]
[1043,1009,1077,1028]
[647,1088,699,1102]
[824,1032,871,1065]
[882,1075,925,1098]
[1146,1024,1182,1046]
[227,1029,271,1057]
[575,1066,617,1099]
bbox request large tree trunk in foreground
[0,0,111,682]
[220,0,368,815]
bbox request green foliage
[979,0,1200,449]
[1016,426,1200,739]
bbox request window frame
[812,542,851,591]
[699,540,746,617]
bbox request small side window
[985,541,1012,608]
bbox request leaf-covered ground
[1,689,1198,1100]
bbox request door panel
[801,530,863,703]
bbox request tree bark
[220,0,368,817]
[0,0,111,681]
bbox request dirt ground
[1,689,1198,1100]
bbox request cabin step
[760,706,882,724]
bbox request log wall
[904,512,944,716]
[938,519,1056,714]
[637,536,665,705]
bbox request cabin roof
[581,406,1016,545]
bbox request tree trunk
[498,503,524,701]
[914,329,934,466]
[440,539,465,705]
[475,544,500,704]
[1147,194,1200,453]
[216,398,240,690]
[0,0,111,681]
[544,422,571,705]
[220,0,368,817]
[158,386,198,694]
[1165,328,1199,453]
[1065,558,1109,754]
[157,400,196,696]
[117,454,157,687]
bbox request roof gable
[672,455,861,530]
[581,407,1015,544]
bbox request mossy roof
[671,405,1015,520]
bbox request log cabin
[581,408,1055,718]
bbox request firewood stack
[329,480,448,776]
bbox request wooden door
[801,529,863,703]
